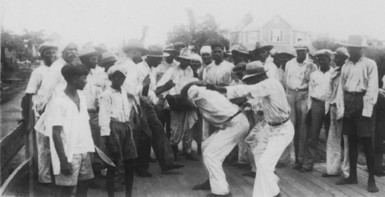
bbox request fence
[0,122,34,196]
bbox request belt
[224,110,243,123]
[287,88,308,93]
[345,91,366,96]
[268,118,289,127]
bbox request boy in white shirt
[99,66,138,197]
[50,64,95,197]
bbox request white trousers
[252,121,294,197]
[326,105,350,177]
[202,114,249,195]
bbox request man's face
[101,61,116,72]
[296,49,307,62]
[110,72,126,88]
[179,58,190,69]
[41,48,58,66]
[257,50,269,62]
[334,54,348,67]
[165,55,174,63]
[74,75,88,90]
[347,47,363,61]
[147,56,162,68]
[85,55,99,69]
[212,47,224,62]
[62,46,78,63]
[201,53,212,65]
[317,55,331,70]
[190,60,201,72]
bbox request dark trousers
[134,99,175,172]
[374,93,385,172]
[107,159,135,197]
[303,98,326,169]
[157,108,171,138]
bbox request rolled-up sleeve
[99,93,111,136]
[226,81,271,100]
[362,60,379,117]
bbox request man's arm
[362,60,379,117]
[225,82,271,100]
[52,126,72,175]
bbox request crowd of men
[21,34,385,197]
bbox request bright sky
[2,0,385,48]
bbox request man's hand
[142,75,151,87]
[60,160,73,175]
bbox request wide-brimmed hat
[100,52,117,65]
[231,44,250,55]
[39,41,58,54]
[190,53,202,63]
[341,35,368,48]
[242,61,266,80]
[79,45,100,58]
[164,44,176,52]
[334,47,350,57]
[294,42,309,51]
[174,42,186,50]
[200,46,212,55]
[271,48,296,58]
[176,48,192,61]
[232,62,247,74]
[122,39,148,54]
[147,45,169,58]
[314,49,334,59]
[107,65,127,77]
[251,41,273,53]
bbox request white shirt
[285,59,317,90]
[135,60,159,104]
[50,90,94,175]
[157,60,179,83]
[264,61,280,81]
[83,66,108,110]
[202,60,234,85]
[35,58,68,112]
[157,66,195,95]
[26,64,50,94]
[99,87,133,136]
[115,57,142,104]
[341,56,378,117]
[309,69,333,101]
[226,78,290,123]
[187,85,239,127]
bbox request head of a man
[347,47,363,63]
[61,64,89,90]
[241,61,268,85]
[109,70,126,89]
[211,42,224,64]
[146,56,162,68]
[62,43,79,63]
[315,54,331,71]
[41,47,58,66]
[165,51,177,64]
[256,49,270,63]
[296,49,308,63]
[80,54,99,69]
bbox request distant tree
[312,37,339,51]
[167,10,230,51]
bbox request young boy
[99,66,138,197]
[50,64,95,197]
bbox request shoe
[162,163,184,172]
[185,153,199,161]
[206,193,232,197]
[322,173,340,178]
[335,177,358,185]
[299,167,312,173]
[136,171,153,177]
[242,171,256,178]
[192,180,211,190]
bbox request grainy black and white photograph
[1,0,385,196]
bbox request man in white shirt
[250,41,279,80]
[284,44,317,170]
[301,49,334,172]
[207,61,294,197]
[22,42,58,184]
[50,64,94,197]
[199,46,213,79]
[336,35,379,193]
[182,82,249,197]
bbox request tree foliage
[167,10,229,51]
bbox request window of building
[296,32,305,43]
[271,29,283,42]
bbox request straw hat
[100,52,117,65]
[231,44,250,55]
[314,49,334,59]
[79,45,100,58]
[176,48,192,61]
[242,61,266,80]
[147,45,169,57]
[164,44,177,52]
[341,35,368,48]
[200,46,212,55]
[122,39,148,54]
[252,41,273,53]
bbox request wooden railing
[0,123,34,196]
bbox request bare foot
[367,180,379,193]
